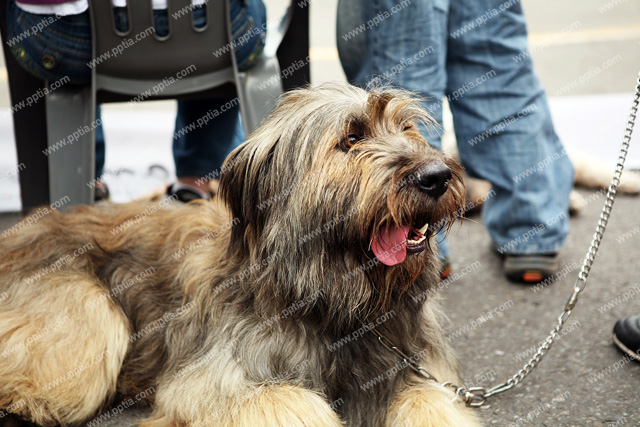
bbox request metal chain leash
[373,72,640,407]
[469,71,640,405]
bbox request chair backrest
[89,0,236,96]
[0,0,309,211]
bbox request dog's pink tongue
[371,224,409,266]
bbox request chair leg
[0,0,51,211]
[7,66,51,211]
[277,1,310,91]
[236,55,283,135]
[45,86,95,206]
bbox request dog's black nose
[415,161,452,198]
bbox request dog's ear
[219,137,278,256]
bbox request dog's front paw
[386,385,482,427]
[230,385,343,427]
[140,386,344,427]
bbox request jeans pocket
[10,14,91,83]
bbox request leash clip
[442,383,487,407]
[461,387,487,407]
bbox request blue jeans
[7,0,266,180]
[337,0,574,256]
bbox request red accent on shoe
[440,264,451,280]
[522,271,544,283]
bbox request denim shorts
[6,0,267,84]
[7,2,92,84]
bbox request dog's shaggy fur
[0,84,479,426]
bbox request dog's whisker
[461,217,482,225]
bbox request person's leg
[172,98,244,193]
[229,0,267,71]
[446,0,573,280]
[336,0,454,263]
[337,0,449,136]
[168,0,266,200]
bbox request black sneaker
[503,253,558,284]
[94,182,110,202]
[166,182,212,203]
[613,315,640,361]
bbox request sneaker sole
[504,255,558,284]
[612,333,640,362]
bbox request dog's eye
[402,123,414,132]
[340,134,362,152]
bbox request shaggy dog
[0,84,480,426]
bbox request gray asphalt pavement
[445,188,640,426]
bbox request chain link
[372,72,640,407]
